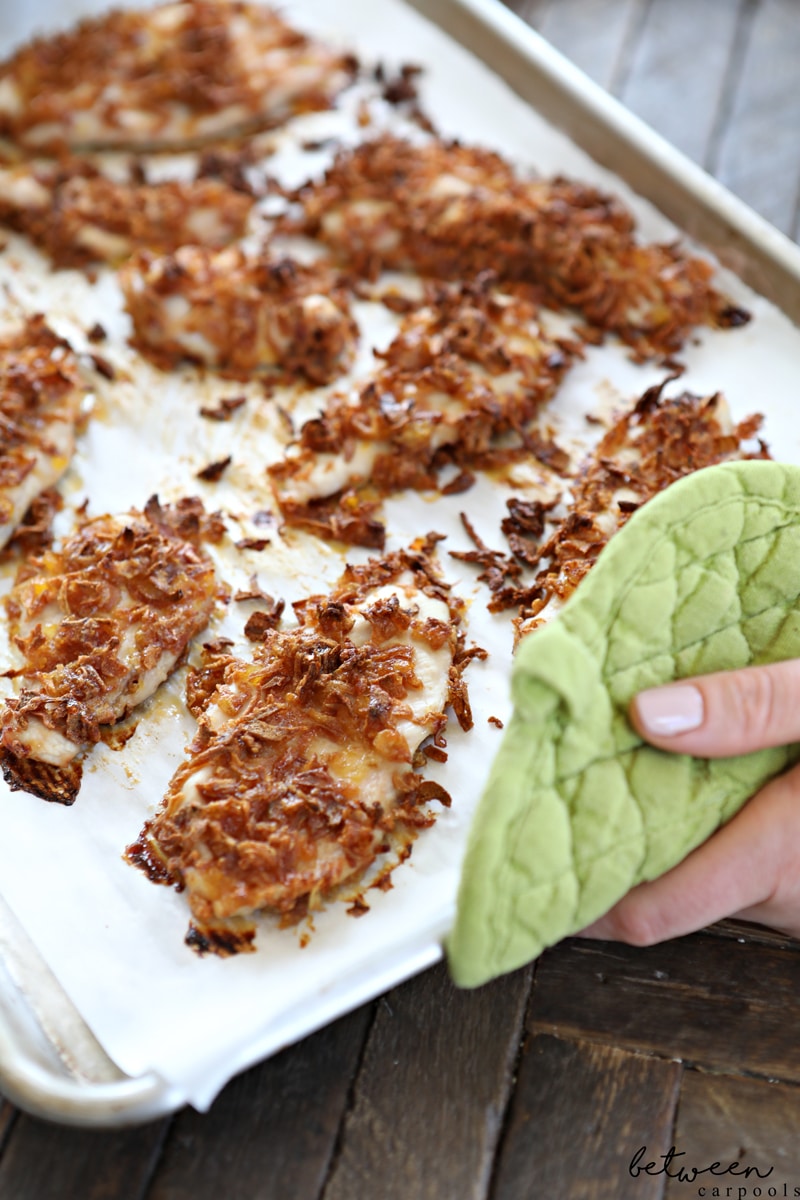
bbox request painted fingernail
[634,684,704,736]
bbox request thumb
[629,658,800,758]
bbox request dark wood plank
[526,0,645,92]
[713,0,800,236]
[0,1098,17,1157]
[491,1034,681,1200]
[615,0,745,166]
[529,934,800,1081]
[0,1114,169,1200]
[148,1005,372,1200]
[665,1069,800,1198]
[708,917,800,953]
[323,961,532,1200]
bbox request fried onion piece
[0,161,254,268]
[131,537,462,948]
[0,1,356,154]
[121,244,359,384]
[0,314,87,551]
[292,135,749,359]
[269,278,574,546]
[0,499,219,802]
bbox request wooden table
[3,1,800,1196]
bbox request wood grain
[614,0,746,165]
[322,961,532,1200]
[530,934,800,1081]
[665,1070,800,1198]
[506,0,645,92]
[708,918,800,953]
[491,1034,681,1200]
[714,0,800,236]
[0,1114,169,1200]
[147,1006,372,1200]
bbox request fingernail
[634,684,704,736]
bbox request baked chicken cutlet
[0,498,221,804]
[0,315,87,551]
[131,539,464,953]
[514,385,767,639]
[0,162,255,269]
[121,245,359,384]
[0,1,355,153]
[269,278,574,546]
[293,135,749,360]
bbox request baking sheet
[1,0,800,1115]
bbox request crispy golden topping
[0,1,356,153]
[0,314,86,549]
[451,380,768,641]
[131,537,464,949]
[0,498,220,803]
[0,161,254,268]
[292,135,749,359]
[269,277,574,546]
[121,244,359,383]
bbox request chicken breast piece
[120,244,359,384]
[131,538,463,953]
[0,162,255,268]
[452,379,767,644]
[0,1,355,153]
[292,135,749,360]
[0,315,87,551]
[514,385,767,639]
[0,497,221,804]
[269,279,574,547]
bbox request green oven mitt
[448,459,800,987]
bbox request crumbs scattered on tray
[200,395,247,421]
[196,456,232,482]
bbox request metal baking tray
[2,0,800,1127]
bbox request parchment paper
[1,0,799,1110]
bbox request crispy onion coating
[132,538,466,948]
[292,135,749,359]
[451,379,768,642]
[121,244,359,383]
[0,314,86,550]
[0,498,220,802]
[0,1,356,153]
[0,161,254,268]
[270,277,574,546]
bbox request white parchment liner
[1,0,799,1109]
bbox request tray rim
[2,0,799,1128]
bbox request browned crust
[0,752,82,806]
[291,135,749,359]
[0,1,356,153]
[269,277,575,546]
[132,535,462,938]
[450,380,769,640]
[0,498,220,788]
[0,314,85,528]
[120,245,359,384]
[0,162,255,268]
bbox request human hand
[578,659,800,946]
